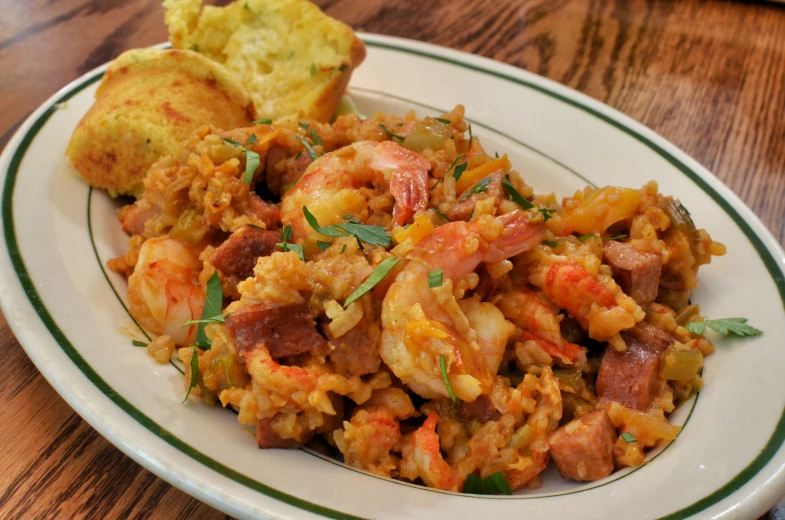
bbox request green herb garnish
[577,233,628,242]
[303,206,392,246]
[183,313,229,327]
[432,208,451,221]
[309,128,323,146]
[435,117,452,124]
[542,240,559,248]
[316,240,332,252]
[193,271,223,350]
[501,176,535,210]
[276,224,305,261]
[295,135,318,161]
[428,270,443,288]
[684,318,763,337]
[468,122,474,149]
[243,150,260,184]
[539,207,556,221]
[340,244,347,254]
[379,123,405,143]
[439,355,458,403]
[282,176,301,192]
[460,177,492,201]
[132,339,147,347]
[462,471,512,495]
[252,118,273,125]
[621,432,637,443]
[298,122,310,129]
[223,137,241,147]
[247,134,257,144]
[183,348,200,402]
[344,257,400,307]
[310,63,317,76]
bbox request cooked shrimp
[280,140,431,239]
[381,212,544,401]
[127,236,205,346]
[400,413,460,491]
[529,262,644,346]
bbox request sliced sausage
[548,409,617,481]
[256,418,301,449]
[596,323,675,410]
[248,193,281,229]
[225,303,326,360]
[603,241,662,305]
[211,224,279,279]
[457,395,500,423]
[328,324,382,378]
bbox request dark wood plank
[1,0,784,518]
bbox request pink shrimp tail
[487,210,546,261]
[377,142,430,226]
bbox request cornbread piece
[596,323,675,410]
[603,241,662,305]
[226,303,326,359]
[548,409,617,481]
[164,0,366,122]
[211,224,279,279]
[67,48,256,196]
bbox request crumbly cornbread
[164,0,366,122]
[66,48,256,196]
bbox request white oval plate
[2,34,785,520]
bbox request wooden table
[2,0,784,518]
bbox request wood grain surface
[2,0,784,518]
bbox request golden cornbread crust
[66,48,256,196]
[163,0,366,122]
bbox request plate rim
[2,33,785,519]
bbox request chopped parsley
[432,208,451,221]
[295,135,319,161]
[243,150,260,184]
[435,117,452,124]
[501,175,535,210]
[621,432,637,443]
[298,122,310,129]
[428,270,443,288]
[542,239,559,248]
[460,177,492,201]
[183,313,229,327]
[282,176,301,192]
[252,118,273,125]
[192,271,223,350]
[276,224,305,261]
[446,154,466,180]
[310,63,318,76]
[183,348,200,403]
[221,137,259,183]
[340,244,347,254]
[309,128,323,146]
[467,122,474,149]
[132,339,147,347]
[439,355,458,403]
[344,257,400,307]
[303,206,392,247]
[379,123,405,143]
[539,207,556,221]
[462,471,512,495]
[684,318,762,337]
[247,134,258,144]
[316,240,332,252]
[577,233,628,242]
